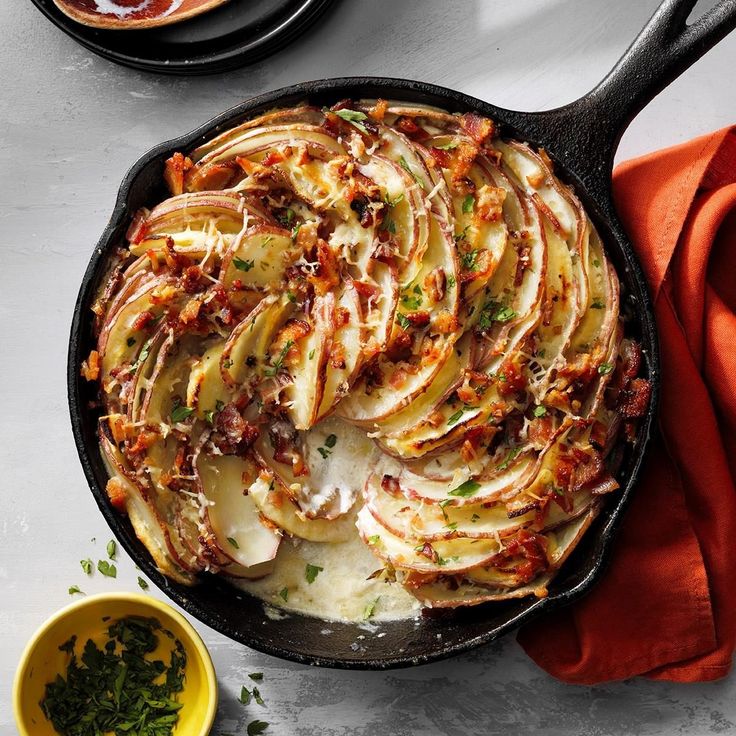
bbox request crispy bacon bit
[296,221,319,251]
[269,417,308,476]
[212,403,259,455]
[179,298,202,325]
[186,161,239,192]
[618,377,652,418]
[498,356,527,396]
[330,341,347,369]
[309,240,340,296]
[514,241,531,287]
[106,477,128,513]
[476,185,506,222]
[386,330,413,362]
[459,112,495,145]
[424,267,446,303]
[570,448,603,491]
[461,424,499,461]
[405,310,431,328]
[126,208,149,244]
[181,265,203,293]
[427,409,444,428]
[272,318,311,364]
[81,349,101,381]
[389,367,408,389]
[262,149,287,166]
[335,307,350,328]
[449,140,480,194]
[131,310,156,331]
[528,416,555,447]
[433,310,459,335]
[369,98,388,121]
[493,529,548,583]
[396,116,429,141]
[163,152,193,196]
[417,542,440,564]
[128,430,158,455]
[381,474,402,496]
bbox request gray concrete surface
[2,1,735,733]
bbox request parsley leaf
[498,447,522,471]
[334,108,368,134]
[598,362,614,375]
[396,313,411,330]
[170,403,194,423]
[447,408,466,426]
[462,194,474,213]
[106,540,116,559]
[247,721,269,736]
[137,576,149,590]
[434,140,459,150]
[279,587,289,602]
[324,434,337,448]
[80,559,93,575]
[68,585,84,595]
[234,257,255,272]
[460,249,479,270]
[591,298,605,309]
[97,560,117,578]
[533,405,547,418]
[448,480,481,498]
[264,340,294,377]
[249,672,264,681]
[305,564,323,584]
[240,686,252,705]
[227,537,240,549]
[363,597,380,620]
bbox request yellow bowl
[13,592,217,736]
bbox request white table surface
[2,1,735,733]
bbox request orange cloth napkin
[517,127,736,684]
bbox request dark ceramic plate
[68,0,735,668]
[30,0,336,75]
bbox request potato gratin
[85,101,650,619]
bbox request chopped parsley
[240,686,252,705]
[598,362,614,375]
[380,217,397,234]
[498,447,522,471]
[460,249,479,270]
[399,155,423,186]
[363,597,380,620]
[479,301,516,329]
[317,447,330,459]
[591,298,605,309]
[447,275,456,289]
[324,434,337,448]
[249,672,264,682]
[395,313,411,330]
[462,194,474,214]
[233,257,255,272]
[278,587,289,602]
[264,340,293,377]
[533,405,548,418]
[286,291,297,303]
[401,293,422,310]
[137,576,149,590]
[204,409,215,425]
[434,140,459,150]
[40,616,186,736]
[448,479,481,498]
[227,537,240,549]
[367,534,380,545]
[308,348,315,360]
[170,403,194,423]
[454,226,470,243]
[247,721,269,736]
[106,540,116,559]
[447,407,467,426]
[97,560,117,578]
[305,564,323,584]
[252,686,265,706]
[334,108,368,133]
[291,224,301,242]
[80,559,93,575]
[470,513,481,523]
[68,585,84,595]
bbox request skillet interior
[68,78,658,669]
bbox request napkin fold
[517,127,736,684]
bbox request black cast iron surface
[30,0,336,75]
[68,0,736,668]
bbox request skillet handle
[504,0,736,197]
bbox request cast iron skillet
[69,0,736,669]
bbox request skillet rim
[67,77,659,669]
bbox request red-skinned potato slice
[221,294,295,389]
[410,505,599,607]
[195,451,281,568]
[316,280,365,420]
[281,292,335,430]
[220,225,299,295]
[248,473,357,543]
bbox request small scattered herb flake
[80,559,93,575]
[598,362,614,375]
[533,405,548,418]
[227,537,240,549]
[68,585,84,595]
[106,540,116,559]
[279,587,289,602]
[448,480,481,498]
[137,576,149,590]
[324,434,337,448]
[396,313,411,330]
[305,564,323,584]
[249,672,264,682]
[170,404,194,423]
[462,194,474,213]
[240,686,252,705]
[97,560,117,578]
[247,721,269,736]
[233,257,255,272]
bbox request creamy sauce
[238,533,421,623]
[240,417,420,622]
